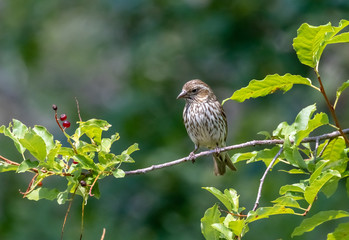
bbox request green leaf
[225,74,311,103]
[17,159,39,173]
[304,170,341,204]
[231,152,257,164]
[117,143,139,163]
[279,183,306,195]
[336,80,349,97]
[322,137,346,162]
[246,205,295,223]
[201,204,221,240]
[19,130,47,161]
[292,210,349,237]
[33,125,55,153]
[327,222,349,240]
[112,168,125,178]
[211,223,234,240]
[3,119,28,154]
[203,187,239,212]
[271,196,302,209]
[310,160,330,183]
[26,187,60,201]
[295,113,329,145]
[74,119,111,144]
[228,218,246,237]
[73,154,98,170]
[0,162,18,172]
[293,20,349,69]
[100,133,120,152]
[283,140,307,169]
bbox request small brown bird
[177,79,236,175]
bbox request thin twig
[315,70,349,145]
[75,97,82,122]
[61,186,78,240]
[124,128,349,176]
[252,147,283,211]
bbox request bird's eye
[192,88,198,93]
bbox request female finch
[177,79,236,175]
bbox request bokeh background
[1,0,349,239]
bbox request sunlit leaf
[271,196,302,209]
[211,223,234,240]
[228,218,245,237]
[26,187,60,201]
[295,113,329,145]
[293,20,349,69]
[19,130,47,161]
[0,162,18,172]
[279,183,306,195]
[201,204,221,240]
[33,125,55,153]
[203,187,239,212]
[74,119,111,144]
[224,74,311,103]
[73,154,98,170]
[17,159,39,173]
[246,206,295,223]
[292,210,349,237]
[304,170,341,204]
[112,168,125,178]
[327,222,349,240]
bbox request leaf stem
[314,70,349,145]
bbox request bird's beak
[177,90,187,99]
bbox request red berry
[62,120,71,128]
[73,160,78,164]
[38,181,43,187]
[60,114,67,121]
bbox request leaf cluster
[0,118,138,204]
[202,20,349,240]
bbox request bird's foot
[188,151,196,164]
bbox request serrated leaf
[26,187,60,201]
[201,204,221,240]
[327,222,349,240]
[203,187,239,212]
[19,130,47,161]
[225,74,311,103]
[17,159,39,173]
[292,210,349,237]
[304,170,341,204]
[293,20,349,69]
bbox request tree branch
[124,128,349,176]
[252,147,283,211]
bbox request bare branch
[124,128,349,176]
[252,147,283,211]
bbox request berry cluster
[60,114,71,128]
[52,104,71,129]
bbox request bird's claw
[188,151,196,164]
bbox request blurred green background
[1,0,349,239]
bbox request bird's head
[177,79,216,103]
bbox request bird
[177,79,236,175]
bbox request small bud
[52,104,58,111]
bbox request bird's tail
[213,152,237,176]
